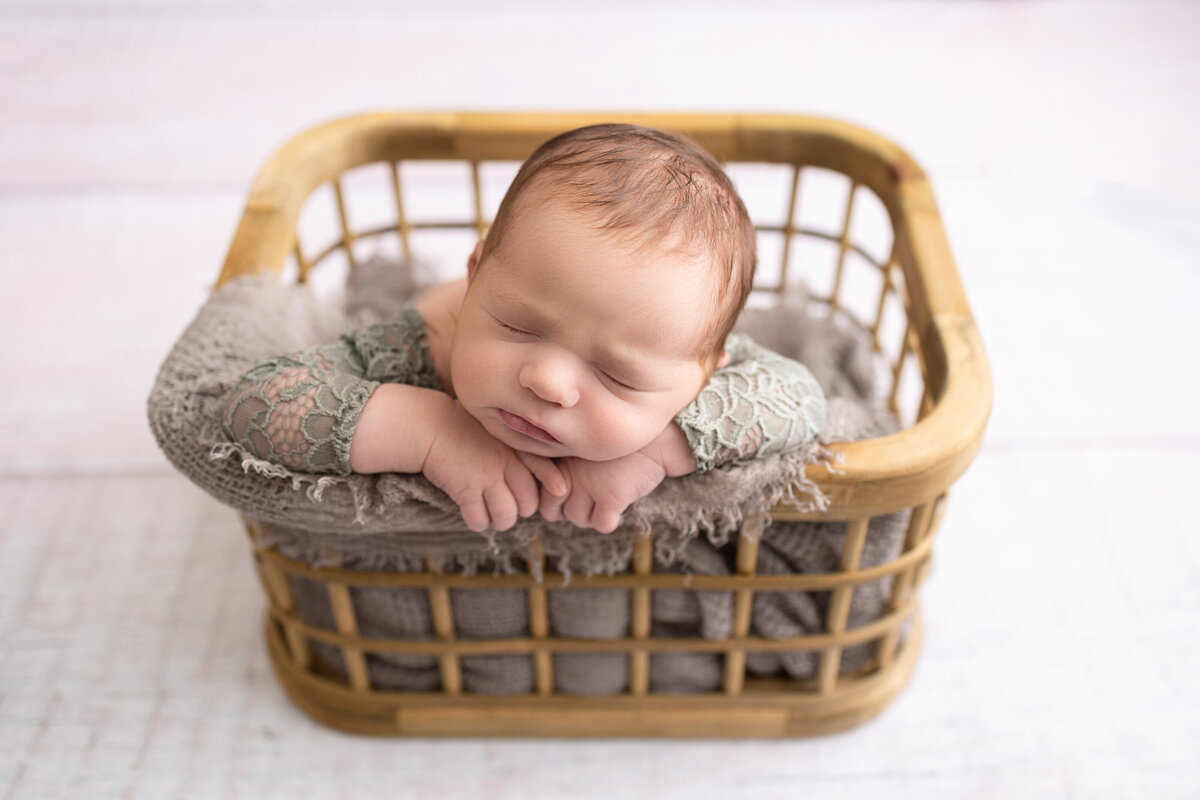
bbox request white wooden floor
[2,1,1198,797]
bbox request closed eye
[493,316,534,337]
[599,370,640,392]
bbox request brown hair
[480,124,756,365]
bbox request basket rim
[216,110,991,519]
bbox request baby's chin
[513,440,589,460]
[515,440,639,463]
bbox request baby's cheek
[571,403,622,454]
[613,408,669,455]
[454,342,497,386]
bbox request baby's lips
[499,408,560,444]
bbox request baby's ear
[466,240,485,281]
[715,349,731,370]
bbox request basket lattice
[218,112,991,737]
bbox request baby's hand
[423,401,564,532]
[537,424,697,533]
[538,452,668,534]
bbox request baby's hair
[480,123,757,365]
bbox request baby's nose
[519,354,581,408]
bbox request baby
[224,124,826,533]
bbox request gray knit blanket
[147,254,906,693]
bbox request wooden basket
[217,112,991,737]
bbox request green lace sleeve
[222,307,440,475]
[674,333,826,472]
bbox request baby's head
[450,124,757,461]
[479,124,756,368]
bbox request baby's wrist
[420,395,466,469]
[641,423,697,478]
[349,385,456,474]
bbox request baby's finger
[483,484,519,531]
[591,503,621,534]
[539,487,567,522]
[457,495,490,533]
[504,458,540,518]
[563,492,595,531]
[516,451,568,497]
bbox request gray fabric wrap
[147,255,907,694]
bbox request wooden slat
[470,160,487,241]
[629,535,654,696]
[828,181,859,310]
[254,542,932,591]
[426,560,463,695]
[817,518,871,694]
[390,161,413,260]
[526,539,554,696]
[777,164,803,287]
[264,595,919,657]
[724,520,762,696]
[326,581,370,692]
[870,252,899,351]
[253,553,311,669]
[877,500,937,667]
[292,237,311,284]
[888,318,914,415]
[331,177,358,270]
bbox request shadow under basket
[221,111,991,738]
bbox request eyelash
[600,371,638,392]
[497,320,533,337]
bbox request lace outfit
[223,306,825,475]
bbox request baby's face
[449,198,714,462]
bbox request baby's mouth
[497,409,559,444]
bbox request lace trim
[675,334,826,472]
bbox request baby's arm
[223,308,442,475]
[223,306,563,531]
[539,334,826,531]
[675,333,826,472]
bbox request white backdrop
[2,1,1198,797]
